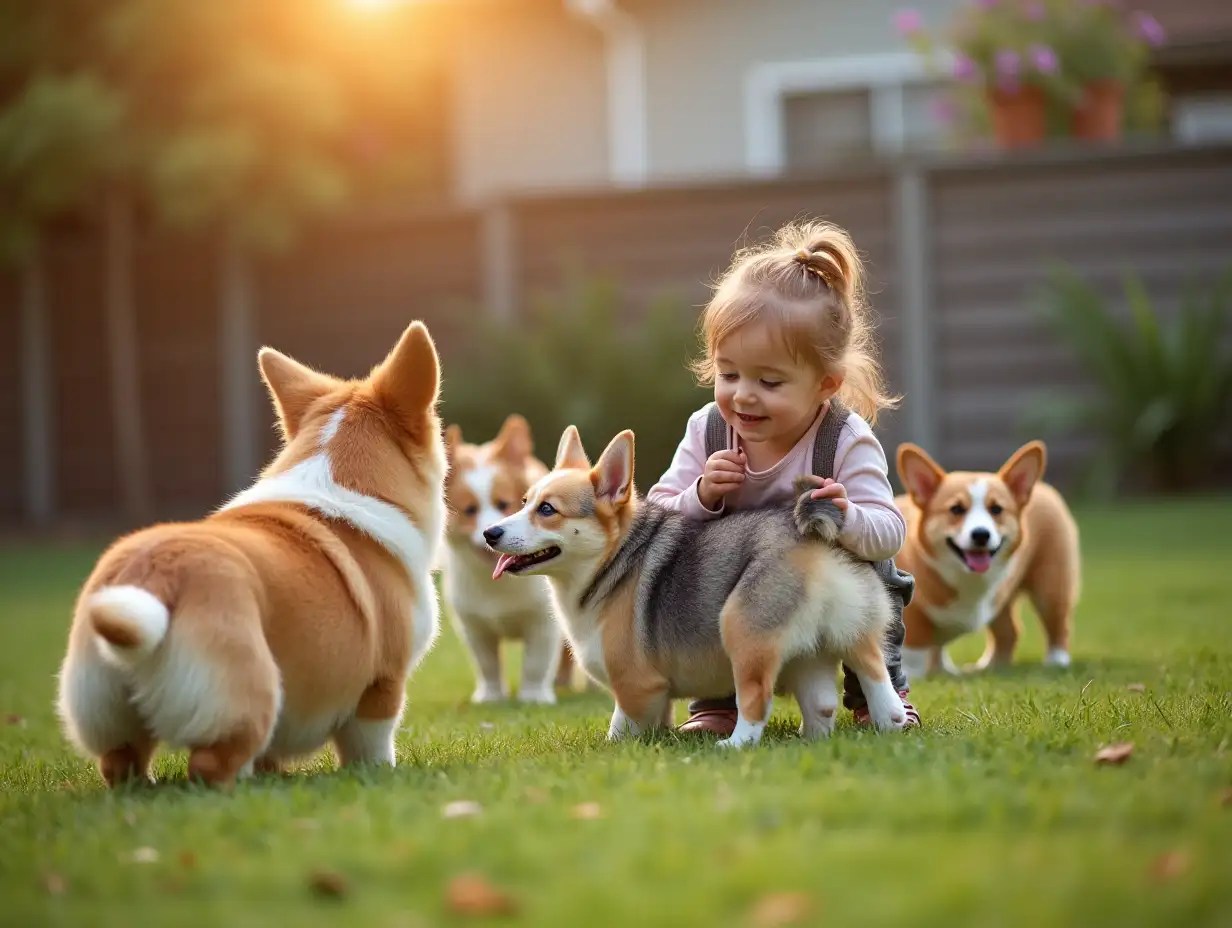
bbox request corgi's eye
[464,504,479,517]
[949,503,967,516]
[496,500,511,513]
[988,503,1003,516]
[537,502,557,518]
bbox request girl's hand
[699,450,746,510]
[807,476,849,512]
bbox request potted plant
[1058,2,1165,141]
[895,0,1166,149]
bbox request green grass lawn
[2,497,1231,928]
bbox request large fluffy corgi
[442,414,569,704]
[894,440,1080,680]
[56,322,447,788]
[483,426,908,748]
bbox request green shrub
[1024,264,1232,496]
[439,269,710,487]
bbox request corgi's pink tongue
[492,554,516,580]
[963,550,993,573]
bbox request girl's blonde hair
[690,220,898,424]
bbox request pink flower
[952,53,979,82]
[893,9,925,35]
[995,48,1021,89]
[1133,12,1165,47]
[1029,44,1058,73]
[1023,1,1046,20]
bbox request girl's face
[713,321,841,450]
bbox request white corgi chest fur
[923,550,1019,642]
[547,581,609,688]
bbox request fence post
[220,237,260,495]
[19,243,55,527]
[894,164,938,454]
[481,203,518,321]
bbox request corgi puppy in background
[484,426,909,747]
[894,440,1081,680]
[442,415,569,704]
[56,322,447,788]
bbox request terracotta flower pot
[1073,80,1125,142]
[987,85,1047,149]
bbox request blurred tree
[1,0,444,517]
[0,2,138,523]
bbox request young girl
[646,220,920,734]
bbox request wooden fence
[2,141,1230,527]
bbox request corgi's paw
[517,685,557,706]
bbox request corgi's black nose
[970,527,991,547]
[483,525,505,546]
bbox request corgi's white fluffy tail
[87,585,169,667]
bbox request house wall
[446,0,610,201]
[630,0,962,181]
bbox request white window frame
[743,51,954,177]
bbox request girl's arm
[645,405,725,520]
[833,419,907,562]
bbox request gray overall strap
[704,403,728,458]
[811,399,851,480]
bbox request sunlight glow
[344,0,406,12]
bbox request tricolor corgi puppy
[55,322,447,788]
[483,426,908,748]
[442,414,568,704]
[894,440,1080,680]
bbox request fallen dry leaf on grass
[131,847,160,864]
[178,851,197,870]
[309,870,349,899]
[748,891,813,928]
[5,713,25,727]
[446,873,517,916]
[42,873,67,896]
[442,800,483,819]
[1094,742,1134,765]
[1126,683,1146,693]
[1149,850,1189,882]
[570,802,603,820]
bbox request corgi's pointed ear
[492,414,533,464]
[444,424,462,467]
[999,440,1046,507]
[258,347,336,441]
[555,426,589,470]
[591,430,635,505]
[897,443,946,507]
[371,322,440,431]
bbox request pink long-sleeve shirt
[645,402,906,562]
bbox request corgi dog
[894,440,1080,680]
[483,426,908,748]
[442,414,569,704]
[55,322,447,788]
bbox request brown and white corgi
[894,440,1080,680]
[55,322,447,788]
[442,414,570,704]
[483,426,908,748]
